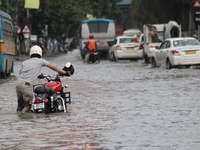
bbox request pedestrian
[64,42,68,53]
[193,34,198,41]
[16,45,67,113]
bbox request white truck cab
[143,21,181,64]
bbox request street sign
[193,0,200,8]
[30,35,37,41]
[17,26,21,34]
[22,24,31,33]
[196,18,200,21]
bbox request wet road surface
[0,49,200,149]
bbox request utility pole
[188,8,191,37]
[26,8,30,54]
[7,0,9,13]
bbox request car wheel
[151,57,157,68]
[166,59,172,69]
[113,53,118,62]
[113,53,116,62]
[107,52,111,61]
[185,65,191,68]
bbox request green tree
[130,0,196,31]
[0,0,18,25]
[15,0,122,41]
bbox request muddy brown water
[0,49,200,149]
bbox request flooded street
[1,49,200,150]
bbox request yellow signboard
[25,0,40,9]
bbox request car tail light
[35,97,41,103]
[116,45,122,50]
[172,50,180,56]
[139,44,143,49]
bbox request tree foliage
[130,0,196,31]
[0,0,121,41]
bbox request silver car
[108,35,143,62]
[151,37,200,69]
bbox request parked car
[151,37,200,69]
[108,35,143,62]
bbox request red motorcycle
[31,62,74,113]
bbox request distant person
[193,34,198,40]
[64,42,68,53]
[16,45,67,113]
[83,35,97,63]
[70,41,75,51]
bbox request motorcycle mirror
[65,62,71,68]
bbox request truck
[143,21,181,64]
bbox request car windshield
[173,39,199,47]
[119,38,138,43]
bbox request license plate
[185,50,196,54]
[126,47,134,50]
[33,103,44,109]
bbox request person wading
[16,45,67,113]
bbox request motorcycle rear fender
[34,93,48,102]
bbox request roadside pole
[24,0,40,54]
[188,8,191,37]
[26,8,29,54]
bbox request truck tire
[144,54,149,64]
[143,49,149,64]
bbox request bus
[0,10,16,78]
[79,18,115,59]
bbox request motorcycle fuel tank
[44,81,61,93]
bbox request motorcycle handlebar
[37,74,57,81]
[37,62,74,79]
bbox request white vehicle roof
[123,29,142,36]
[116,35,138,38]
[165,37,196,41]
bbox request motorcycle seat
[34,86,55,94]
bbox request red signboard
[193,0,200,8]
[17,26,21,34]
[22,24,31,33]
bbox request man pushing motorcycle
[16,45,74,113]
[83,35,97,63]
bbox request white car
[151,37,200,69]
[108,35,143,62]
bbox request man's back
[86,39,96,50]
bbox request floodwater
[0,49,200,150]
